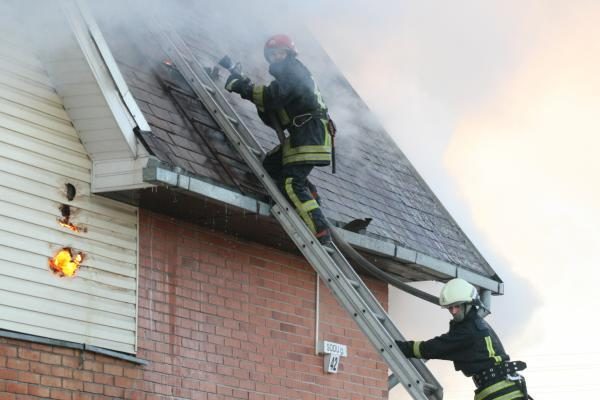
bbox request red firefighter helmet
[264,34,298,61]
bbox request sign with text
[318,340,348,357]
[318,340,347,374]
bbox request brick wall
[0,209,388,399]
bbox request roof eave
[144,163,503,294]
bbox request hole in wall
[49,247,84,277]
[65,183,76,201]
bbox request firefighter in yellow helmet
[396,279,532,400]
[224,34,334,245]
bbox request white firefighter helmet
[439,278,479,308]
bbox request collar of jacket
[450,307,480,327]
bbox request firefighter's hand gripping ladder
[153,23,443,400]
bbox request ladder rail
[328,243,443,399]
[150,18,443,400]
[158,27,266,157]
[272,205,431,400]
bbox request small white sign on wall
[318,341,348,374]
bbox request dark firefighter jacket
[398,308,510,376]
[250,56,332,166]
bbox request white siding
[0,34,138,354]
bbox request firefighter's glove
[395,340,412,358]
[225,73,253,99]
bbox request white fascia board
[92,156,154,193]
[74,0,151,133]
[60,0,150,157]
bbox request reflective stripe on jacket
[251,57,331,166]
[404,309,510,377]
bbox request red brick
[51,366,72,379]
[123,367,142,379]
[52,348,75,357]
[72,370,93,382]
[6,382,28,394]
[103,364,123,376]
[103,386,124,397]
[30,362,52,375]
[115,376,134,388]
[61,356,80,368]
[28,385,50,397]
[62,379,83,391]
[0,367,18,380]
[17,348,40,362]
[6,359,28,371]
[17,371,40,384]
[82,361,102,373]
[49,388,72,400]
[1,392,13,400]
[93,373,113,385]
[40,353,62,365]
[40,376,62,388]
[0,345,17,357]
[82,382,103,394]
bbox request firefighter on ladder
[224,34,334,245]
[396,279,533,400]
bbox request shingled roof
[93,1,496,279]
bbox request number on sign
[329,355,339,372]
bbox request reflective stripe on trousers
[263,150,328,235]
[474,379,525,400]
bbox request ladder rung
[423,382,438,393]
[226,115,239,125]
[374,313,386,322]
[249,147,262,157]
[348,279,360,288]
[201,82,215,94]
[388,373,399,390]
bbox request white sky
[301,1,600,399]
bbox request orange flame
[49,248,83,277]
[59,218,81,232]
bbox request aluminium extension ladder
[152,22,443,400]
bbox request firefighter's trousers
[263,149,328,235]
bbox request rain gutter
[143,163,503,295]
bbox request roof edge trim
[143,164,271,216]
[338,229,503,294]
[60,0,151,155]
[144,164,503,294]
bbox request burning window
[49,248,84,277]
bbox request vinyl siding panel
[0,36,138,354]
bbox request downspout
[315,273,320,355]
